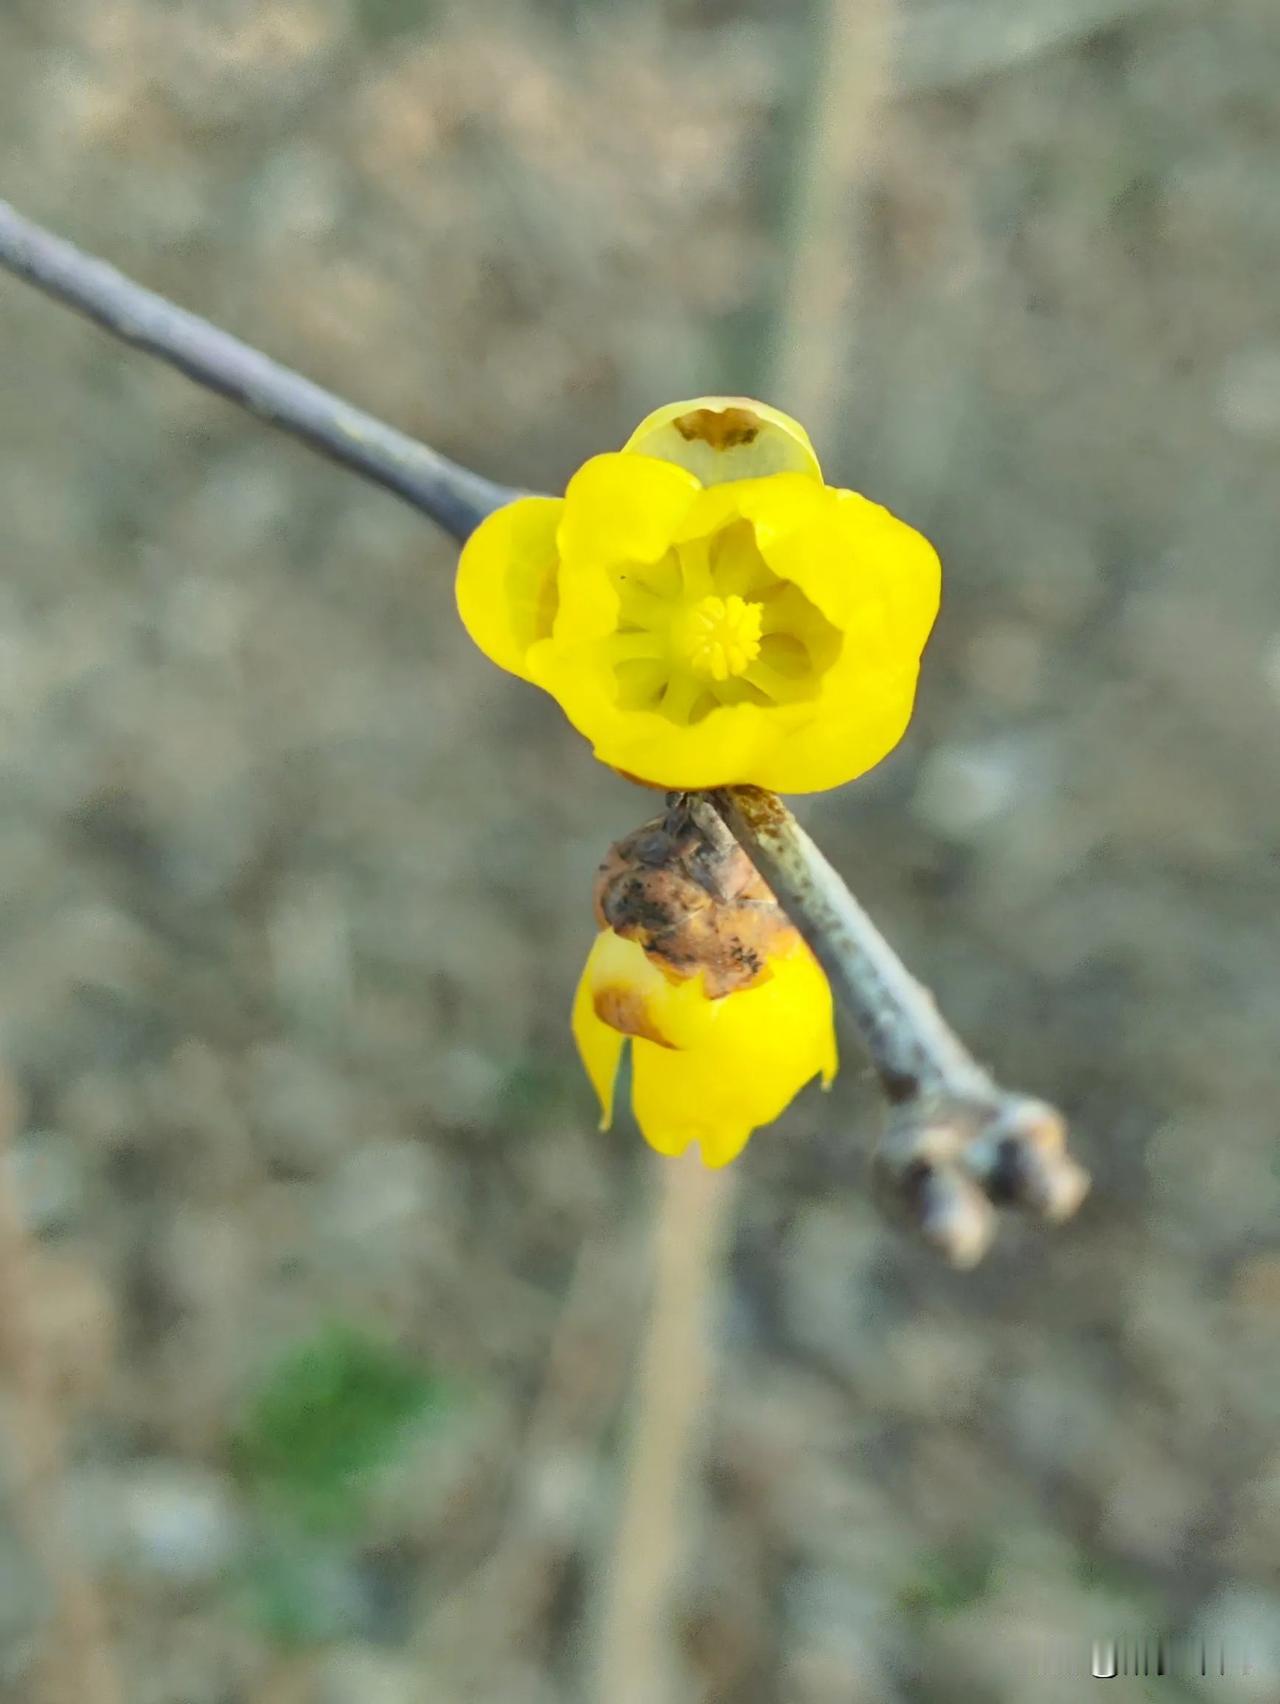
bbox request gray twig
[707,790,1089,1265]
[0,199,1090,1263]
[0,198,516,540]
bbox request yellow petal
[529,640,791,790]
[744,663,922,794]
[558,453,700,575]
[628,936,837,1165]
[570,948,626,1131]
[834,489,941,654]
[695,471,831,546]
[623,397,822,486]
[579,930,718,1050]
[548,454,700,651]
[761,485,940,640]
[455,496,564,683]
[631,1043,736,1161]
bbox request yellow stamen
[681,593,764,682]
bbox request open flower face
[572,925,837,1169]
[457,397,940,793]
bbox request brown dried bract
[593,799,798,997]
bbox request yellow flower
[456,396,940,792]
[571,924,837,1168]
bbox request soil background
[1,1,1278,1700]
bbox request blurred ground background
[2,0,1279,1700]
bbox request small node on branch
[873,1093,1092,1267]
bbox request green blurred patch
[498,1054,584,1124]
[238,1537,367,1648]
[352,0,434,46]
[1073,1551,1169,1624]
[897,1538,998,1620]
[232,1322,449,1533]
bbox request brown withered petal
[592,797,799,997]
[591,983,678,1048]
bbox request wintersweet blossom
[574,807,837,1167]
[572,925,836,1168]
[456,397,940,792]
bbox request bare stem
[707,789,1090,1265]
[0,198,516,540]
[0,200,1090,1261]
[706,788,990,1107]
[591,1154,734,1704]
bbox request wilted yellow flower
[573,805,837,1167]
[456,396,940,793]
[573,926,836,1168]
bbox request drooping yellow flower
[572,925,837,1168]
[576,802,837,1167]
[456,397,940,793]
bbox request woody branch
[0,197,1090,1264]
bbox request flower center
[606,519,840,727]
[680,593,764,682]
